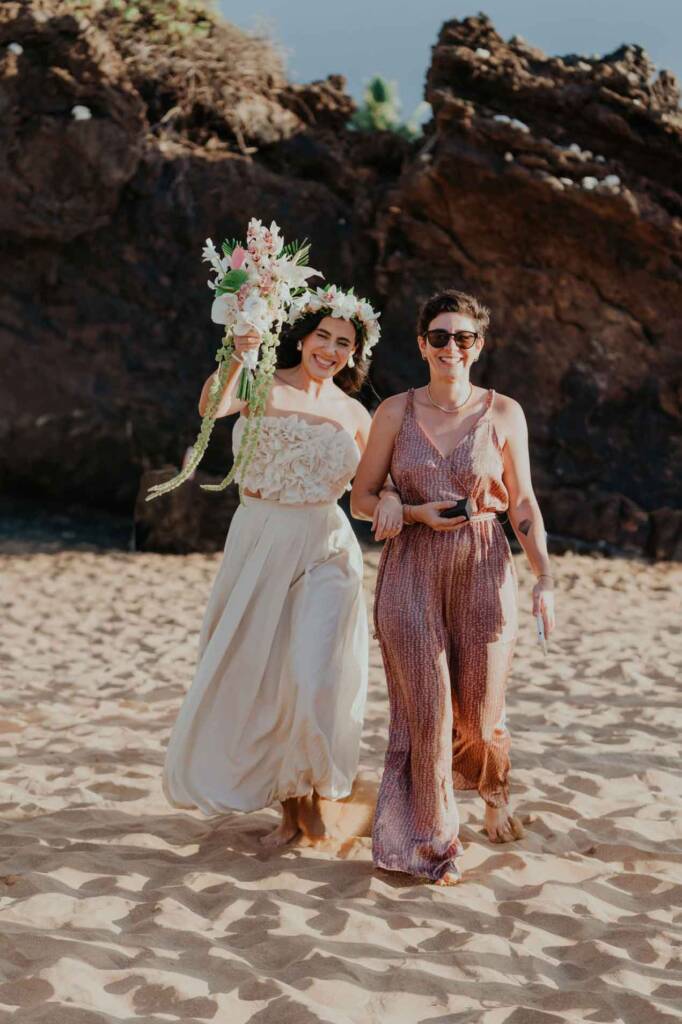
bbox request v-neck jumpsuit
[372,388,518,881]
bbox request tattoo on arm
[518,518,532,536]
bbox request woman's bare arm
[352,402,373,455]
[499,397,556,633]
[351,396,405,521]
[499,399,550,573]
[197,333,261,418]
[198,357,244,419]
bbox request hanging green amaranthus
[200,325,279,492]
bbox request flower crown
[288,285,381,360]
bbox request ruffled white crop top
[231,414,361,505]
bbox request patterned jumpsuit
[372,388,518,881]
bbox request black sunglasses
[425,329,479,350]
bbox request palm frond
[221,238,242,258]
[278,238,310,264]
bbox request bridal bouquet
[146,218,319,502]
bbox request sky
[220,0,681,118]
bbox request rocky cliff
[1,4,680,556]
[371,16,682,558]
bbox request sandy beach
[1,544,681,1023]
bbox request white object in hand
[241,348,259,372]
[535,614,547,656]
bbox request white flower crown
[288,285,381,360]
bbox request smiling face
[418,311,484,381]
[300,315,358,380]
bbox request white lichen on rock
[541,173,564,191]
[71,105,92,120]
[475,47,491,59]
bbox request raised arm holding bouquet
[146,218,319,502]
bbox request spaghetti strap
[393,389,416,453]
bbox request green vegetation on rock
[56,0,287,147]
[61,0,217,44]
[350,75,429,140]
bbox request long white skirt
[163,497,368,814]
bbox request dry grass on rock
[59,0,296,147]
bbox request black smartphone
[440,497,476,520]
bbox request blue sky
[220,0,681,117]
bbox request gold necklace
[426,383,473,413]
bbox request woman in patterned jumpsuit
[352,290,556,885]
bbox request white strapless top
[232,414,361,505]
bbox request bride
[163,287,400,846]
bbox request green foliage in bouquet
[201,327,280,492]
[144,330,235,502]
[144,322,279,502]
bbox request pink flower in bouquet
[230,246,247,269]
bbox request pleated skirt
[163,497,368,814]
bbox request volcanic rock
[1,5,680,557]
[134,467,238,553]
[371,15,682,556]
[0,0,376,515]
[0,3,146,240]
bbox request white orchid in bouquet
[146,218,320,502]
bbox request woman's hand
[372,493,403,541]
[532,577,556,638]
[411,501,467,531]
[233,331,261,361]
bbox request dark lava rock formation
[1,5,681,557]
[371,16,682,558]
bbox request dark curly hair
[276,310,369,395]
[417,289,491,338]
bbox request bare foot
[259,821,300,848]
[434,865,462,887]
[484,804,525,844]
[297,791,330,841]
[259,798,299,848]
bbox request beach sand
[1,545,681,1023]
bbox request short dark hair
[276,311,369,394]
[417,289,491,338]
